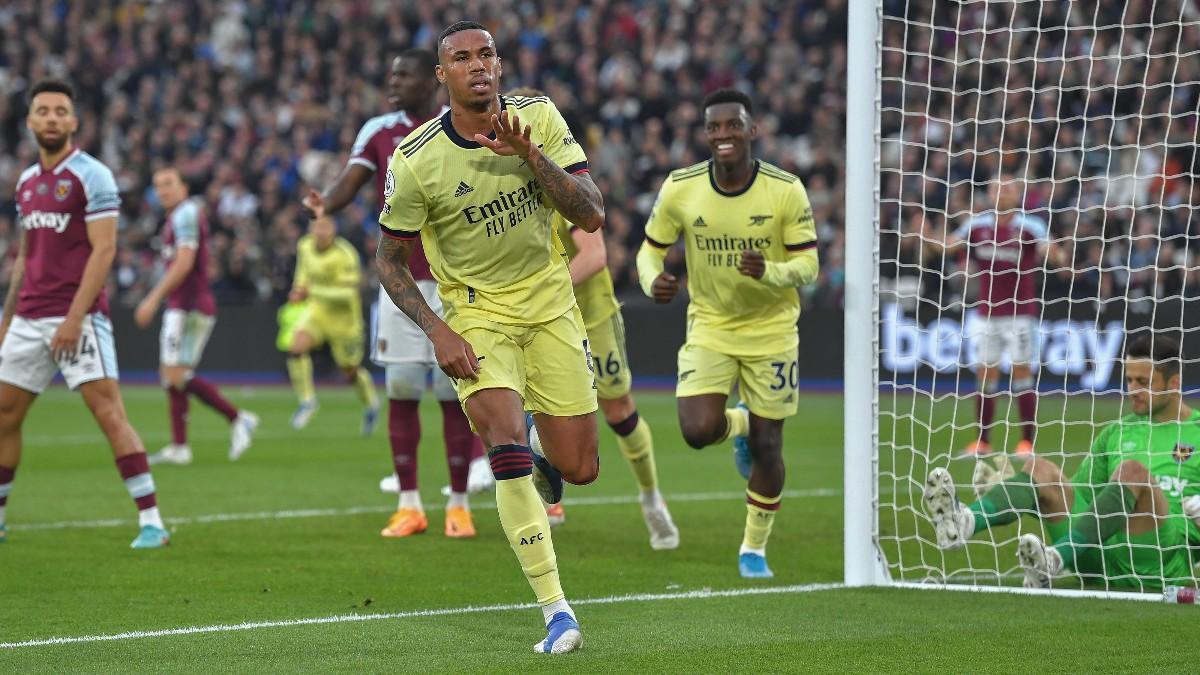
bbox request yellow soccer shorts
[451,305,598,417]
[676,341,799,420]
[294,306,365,368]
[586,311,632,400]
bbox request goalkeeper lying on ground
[924,332,1199,590]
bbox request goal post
[846,0,1199,599]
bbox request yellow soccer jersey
[643,160,817,356]
[553,211,620,329]
[294,234,363,321]
[379,94,589,325]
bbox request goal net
[868,0,1200,595]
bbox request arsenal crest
[54,179,72,201]
[1173,444,1195,463]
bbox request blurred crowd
[879,0,1200,317]
[0,0,849,310]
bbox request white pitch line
[10,487,842,532]
[0,582,845,650]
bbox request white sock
[640,489,660,508]
[447,491,468,509]
[399,490,423,511]
[139,506,164,529]
[739,543,766,557]
[529,425,544,455]
[541,598,574,625]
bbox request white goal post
[844,0,1200,600]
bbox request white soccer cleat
[972,454,1015,498]
[534,612,582,654]
[380,473,400,494]
[148,444,193,466]
[1017,533,1063,589]
[923,467,973,550]
[641,494,680,550]
[467,456,495,494]
[290,400,318,430]
[229,411,259,461]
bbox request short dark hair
[397,48,438,73]
[438,20,487,47]
[28,78,75,106]
[702,88,753,116]
[1125,332,1183,380]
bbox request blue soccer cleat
[739,552,774,579]
[290,400,319,430]
[130,525,170,549]
[732,402,752,480]
[534,611,583,654]
[361,404,380,437]
[527,413,564,504]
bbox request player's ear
[435,64,446,84]
[496,56,502,79]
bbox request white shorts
[977,315,1037,367]
[372,281,441,365]
[160,309,215,368]
[0,313,119,393]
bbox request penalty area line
[0,582,845,649]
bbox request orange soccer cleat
[1014,440,1035,458]
[381,508,428,538]
[546,502,566,528]
[444,506,476,538]
[962,440,992,457]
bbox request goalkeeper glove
[1183,495,1200,527]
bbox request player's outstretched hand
[431,324,481,382]
[50,315,82,362]
[301,189,325,219]
[1184,495,1200,527]
[289,287,308,303]
[133,298,157,329]
[737,250,766,279]
[651,272,680,304]
[474,111,533,159]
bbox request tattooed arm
[376,235,479,380]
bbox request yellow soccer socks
[742,489,782,555]
[286,354,315,403]
[490,444,569,611]
[352,367,378,408]
[719,406,750,443]
[610,412,658,493]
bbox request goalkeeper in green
[924,332,1198,590]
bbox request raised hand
[473,111,534,159]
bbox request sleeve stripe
[85,210,119,222]
[379,224,420,240]
[563,161,589,175]
[348,158,377,171]
[644,235,671,249]
[785,240,818,251]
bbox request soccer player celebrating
[937,174,1059,457]
[303,49,481,538]
[376,21,603,654]
[925,333,1199,590]
[0,79,167,548]
[135,167,259,465]
[636,89,819,578]
[286,215,378,433]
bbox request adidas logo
[784,393,795,403]
[693,216,708,228]
[454,181,475,197]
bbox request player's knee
[341,367,358,383]
[679,416,721,449]
[1023,457,1063,484]
[561,456,599,486]
[1112,459,1150,485]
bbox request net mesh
[876,0,1200,591]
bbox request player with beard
[0,79,168,548]
[636,89,820,578]
[376,21,604,654]
[303,48,485,540]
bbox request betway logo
[19,211,70,233]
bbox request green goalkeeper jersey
[1072,409,1200,543]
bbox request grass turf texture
[0,387,1194,671]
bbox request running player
[936,174,1062,457]
[0,79,167,548]
[636,89,819,578]
[376,22,603,654]
[286,215,378,433]
[135,167,258,465]
[303,48,481,538]
[925,333,1199,590]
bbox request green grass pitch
[0,386,1195,672]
